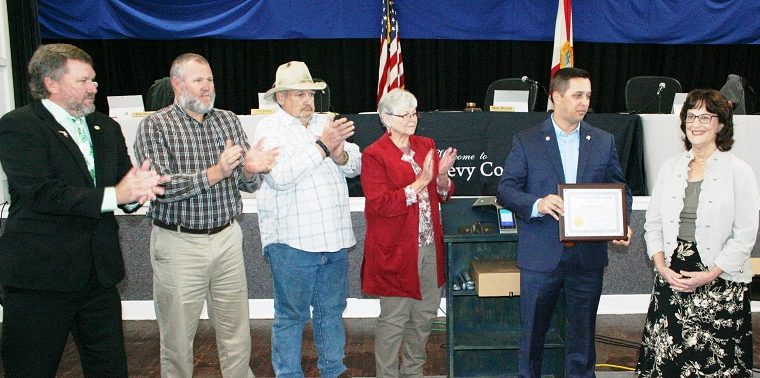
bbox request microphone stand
[529,81,550,99]
[521,78,550,110]
[657,91,663,114]
[632,90,664,114]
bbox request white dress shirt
[531,116,580,217]
[41,99,118,212]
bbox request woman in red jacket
[361,88,457,377]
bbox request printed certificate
[558,183,627,241]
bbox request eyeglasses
[76,79,98,88]
[685,113,718,124]
[389,112,420,121]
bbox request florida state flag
[550,0,573,77]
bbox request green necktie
[69,116,96,184]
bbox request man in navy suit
[0,44,166,377]
[497,67,632,378]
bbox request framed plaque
[558,183,627,242]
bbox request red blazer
[360,133,453,299]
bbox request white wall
[0,0,13,321]
[0,0,14,205]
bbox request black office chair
[719,74,755,115]
[145,77,174,111]
[484,78,538,111]
[625,76,682,114]
[313,78,331,113]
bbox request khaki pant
[151,222,251,378]
[375,243,441,378]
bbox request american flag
[377,0,404,105]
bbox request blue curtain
[39,0,760,44]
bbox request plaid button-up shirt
[134,104,262,229]
[253,108,361,252]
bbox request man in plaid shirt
[134,53,278,378]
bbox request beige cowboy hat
[263,61,326,101]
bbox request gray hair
[28,44,92,100]
[377,88,418,117]
[170,53,210,80]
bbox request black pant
[1,277,128,378]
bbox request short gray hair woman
[377,88,418,126]
[361,88,458,376]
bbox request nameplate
[251,108,276,115]
[489,105,516,112]
[130,111,154,118]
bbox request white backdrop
[641,114,760,194]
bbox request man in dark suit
[0,44,166,377]
[497,67,633,378]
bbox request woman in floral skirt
[636,89,758,377]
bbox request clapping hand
[415,149,435,187]
[217,140,244,178]
[319,117,355,153]
[244,138,280,174]
[437,147,457,187]
[115,160,169,205]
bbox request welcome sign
[346,112,647,197]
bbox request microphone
[632,82,668,114]
[656,82,666,96]
[521,76,550,102]
[521,76,538,85]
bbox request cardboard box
[750,258,760,276]
[470,259,520,297]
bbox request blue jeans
[264,243,348,378]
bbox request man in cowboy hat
[134,53,278,377]
[253,61,361,378]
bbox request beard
[178,88,215,114]
[67,96,96,117]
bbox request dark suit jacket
[0,101,135,291]
[497,117,632,273]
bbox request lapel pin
[94,125,101,130]
[58,130,69,138]
[545,136,550,141]
[586,135,591,140]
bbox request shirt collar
[42,98,82,125]
[274,107,333,135]
[550,114,580,138]
[275,106,319,126]
[400,148,415,162]
[172,103,215,123]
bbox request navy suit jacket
[0,101,136,291]
[497,117,632,273]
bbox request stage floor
[3,314,760,377]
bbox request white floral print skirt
[636,239,752,377]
